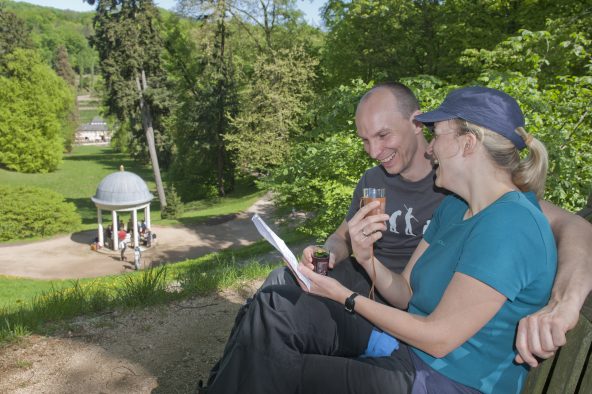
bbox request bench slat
[579,360,592,394]
[546,316,592,393]
[521,352,554,393]
[522,314,592,393]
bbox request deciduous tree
[0,49,74,173]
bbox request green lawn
[0,145,157,230]
[0,145,265,232]
[0,275,77,308]
[78,108,101,124]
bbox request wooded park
[1,0,590,241]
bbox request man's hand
[515,299,581,367]
[300,245,337,269]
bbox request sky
[13,0,325,26]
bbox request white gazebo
[91,166,154,250]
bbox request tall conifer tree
[85,0,169,209]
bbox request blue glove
[361,327,399,358]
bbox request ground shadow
[70,229,96,244]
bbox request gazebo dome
[92,170,154,210]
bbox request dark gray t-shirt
[346,166,446,273]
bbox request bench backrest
[521,197,592,393]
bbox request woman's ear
[463,133,478,155]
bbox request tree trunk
[216,0,227,197]
[137,71,167,209]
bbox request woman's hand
[348,201,389,268]
[297,264,350,302]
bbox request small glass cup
[362,188,386,216]
[311,245,330,275]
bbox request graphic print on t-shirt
[388,205,425,236]
[346,166,446,273]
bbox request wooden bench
[522,196,592,393]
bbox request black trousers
[207,284,415,394]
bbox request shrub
[160,185,183,219]
[0,186,81,241]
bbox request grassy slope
[0,275,76,308]
[0,145,265,232]
[0,145,155,230]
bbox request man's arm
[323,220,352,268]
[515,200,592,367]
[299,220,352,269]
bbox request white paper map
[251,214,311,290]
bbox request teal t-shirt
[409,192,557,394]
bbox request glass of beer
[311,245,330,275]
[362,188,386,216]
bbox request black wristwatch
[345,292,359,314]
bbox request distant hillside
[4,0,97,90]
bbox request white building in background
[75,117,111,144]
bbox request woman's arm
[346,201,426,308]
[301,262,506,358]
[353,272,506,357]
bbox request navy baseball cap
[415,86,526,150]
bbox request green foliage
[53,45,76,87]
[265,80,376,238]
[0,49,75,173]
[225,46,318,173]
[166,6,239,200]
[460,25,591,87]
[311,78,373,138]
[90,0,172,165]
[0,185,81,241]
[160,185,184,219]
[458,20,592,211]
[320,0,590,88]
[3,0,97,76]
[321,0,420,87]
[0,3,34,66]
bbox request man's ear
[410,110,423,134]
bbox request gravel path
[0,194,276,280]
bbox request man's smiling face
[355,88,421,177]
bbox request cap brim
[414,110,457,125]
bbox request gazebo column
[97,208,104,247]
[132,209,139,248]
[145,205,151,229]
[112,210,119,251]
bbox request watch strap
[345,292,359,314]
